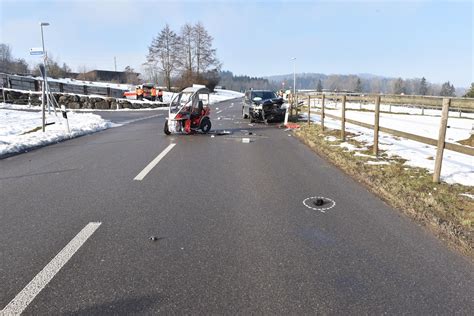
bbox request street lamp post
[40,22,49,130]
[292,57,296,97]
[291,57,296,119]
[284,58,296,126]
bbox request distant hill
[219,70,467,97]
[262,72,466,97]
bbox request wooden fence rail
[312,110,474,157]
[304,92,474,112]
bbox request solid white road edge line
[134,143,176,181]
[0,222,102,315]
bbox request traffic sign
[30,47,44,56]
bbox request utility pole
[114,56,117,72]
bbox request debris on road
[284,123,300,129]
[214,130,232,136]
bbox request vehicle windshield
[170,92,193,113]
[251,91,276,100]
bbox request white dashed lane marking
[134,143,176,181]
[1,222,102,315]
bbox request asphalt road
[1,98,473,314]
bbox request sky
[0,0,472,87]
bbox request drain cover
[302,196,336,213]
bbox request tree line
[266,73,466,97]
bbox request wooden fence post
[433,98,450,183]
[373,95,381,156]
[296,93,299,117]
[341,95,346,141]
[307,95,311,125]
[321,94,325,131]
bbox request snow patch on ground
[354,152,375,158]
[325,136,338,142]
[460,193,474,200]
[0,108,114,157]
[366,161,391,165]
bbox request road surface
[1,98,473,314]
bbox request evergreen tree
[419,77,428,95]
[464,83,474,98]
[440,81,455,96]
[353,77,362,93]
[316,79,323,92]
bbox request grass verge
[295,123,473,259]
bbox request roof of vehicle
[182,87,210,94]
[247,90,275,92]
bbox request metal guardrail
[0,73,127,98]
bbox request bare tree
[325,75,340,91]
[124,66,139,85]
[0,43,12,72]
[146,24,179,90]
[193,22,220,75]
[9,58,29,74]
[0,43,29,74]
[391,78,405,94]
[179,23,195,74]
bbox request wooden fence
[304,92,474,115]
[303,94,474,183]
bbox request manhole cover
[302,196,336,213]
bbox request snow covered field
[0,109,115,157]
[0,89,243,157]
[302,105,474,187]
